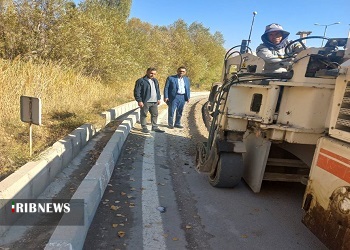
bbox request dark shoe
[168,125,174,129]
[152,128,165,133]
[142,127,150,133]
[174,125,184,129]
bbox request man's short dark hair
[147,67,157,72]
[177,66,186,71]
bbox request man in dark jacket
[134,67,164,133]
[163,66,191,129]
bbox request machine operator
[256,23,303,73]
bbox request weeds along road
[83,96,326,250]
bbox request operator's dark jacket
[134,76,161,103]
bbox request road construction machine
[196,35,350,248]
[301,42,350,249]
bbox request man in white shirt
[163,66,191,129]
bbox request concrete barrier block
[39,147,64,181]
[120,104,126,115]
[100,101,138,125]
[44,175,99,249]
[0,159,49,236]
[52,139,66,153]
[72,179,101,222]
[107,132,120,146]
[86,159,114,196]
[108,108,117,121]
[30,154,66,198]
[115,140,123,160]
[45,212,88,250]
[102,144,119,175]
[116,125,128,142]
[48,158,64,181]
[30,165,51,199]
[115,107,121,119]
[0,160,50,200]
[107,138,122,164]
[66,133,81,159]
[26,153,56,197]
[79,124,96,146]
[100,111,110,125]
[84,162,107,181]
[0,163,34,199]
[132,110,140,123]
[122,118,133,131]
[102,141,118,158]
[75,126,87,149]
[56,139,74,168]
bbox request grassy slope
[0,59,134,180]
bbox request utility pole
[314,22,340,46]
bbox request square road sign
[20,96,42,125]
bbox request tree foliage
[0,0,225,88]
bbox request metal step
[263,158,309,184]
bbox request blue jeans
[168,94,185,126]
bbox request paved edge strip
[142,132,166,249]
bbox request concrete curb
[45,110,140,250]
[101,102,139,125]
[0,101,138,237]
[0,124,97,236]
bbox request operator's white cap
[263,23,290,37]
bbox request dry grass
[0,59,134,180]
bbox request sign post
[20,96,42,156]
[29,123,32,156]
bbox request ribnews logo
[11,200,71,213]
[1,199,84,226]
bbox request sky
[128,0,350,50]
